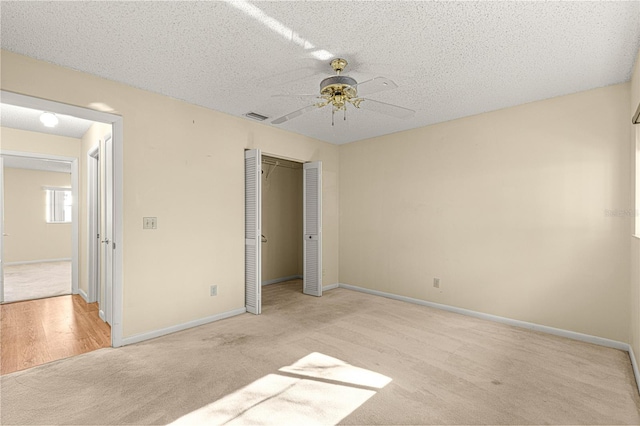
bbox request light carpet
[3,261,71,303]
[1,280,639,425]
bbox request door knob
[102,238,110,244]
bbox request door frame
[0,150,79,298]
[0,90,124,347]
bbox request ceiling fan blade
[358,98,415,119]
[272,94,321,101]
[272,104,321,125]
[353,77,398,97]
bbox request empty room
[1,1,639,425]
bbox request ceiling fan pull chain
[332,108,335,126]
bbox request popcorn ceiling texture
[1,1,639,144]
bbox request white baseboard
[78,288,89,303]
[121,307,247,346]
[630,346,640,396]
[337,283,629,350]
[99,310,105,322]
[338,282,640,394]
[323,283,339,291]
[262,275,303,286]
[4,258,71,266]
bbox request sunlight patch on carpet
[169,353,391,425]
[279,352,392,389]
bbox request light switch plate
[143,217,157,229]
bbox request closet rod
[262,159,301,169]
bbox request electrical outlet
[433,278,440,289]
[210,285,218,296]
[143,217,157,229]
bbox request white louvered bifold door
[303,161,322,297]
[245,149,262,314]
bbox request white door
[87,148,100,304]
[103,135,113,324]
[303,161,322,297]
[0,156,4,303]
[245,149,262,315]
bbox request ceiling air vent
[245,112,269,122]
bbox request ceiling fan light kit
[272,58,415,126]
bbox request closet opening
[245,149,322,315]
[260,155,304,307]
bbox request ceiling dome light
[40,112,59,128]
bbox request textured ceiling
[1,1,639,145]
[1,103,94,139]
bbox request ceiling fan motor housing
[320,75,358,102]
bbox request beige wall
[340,84,631,342]
[3,168,72,263]
[630,48,640,372]
[1,127,81,158]
[261,160,302,282]
[0,50,339,338]
[1,128,80,264]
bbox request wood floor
[0,294,111,375]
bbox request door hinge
[113,242,116,250]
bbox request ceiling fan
[272,58,415,126]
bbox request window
[46,188,72,223]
